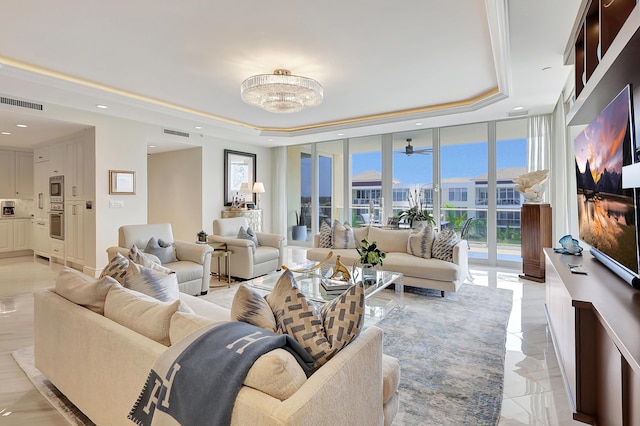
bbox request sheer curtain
[271,146,288,236]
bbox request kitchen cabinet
[33,219,49,257]
[50,239,65,264]
[66,141,85,199]
[34,146,50,163]
[34,161,50,220]
[49,143,65,175]
[0,220,12,252]
[65,201,85,265]
[0,150,34,199]
[0,219,33,252]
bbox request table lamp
[253,182,265,210]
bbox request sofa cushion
[124,262,180,303]
[231,283,277,332]
[332,220,357,249]
[244,348,307,401]
[104,283,180,346]
[169,311,221,345]
[319,221,332,248]
[266,269,364,366]
[382,354,401,404]
[431,227,461,263]
[407,225,435,259]
[368,227,410,253]
[100,252,130,284]
[238,226,259,246]
[253,246,280,264]
[352,226,370,247]
[166,260,204,283]
[55,267,117,315]
[384,252,460,282]
[144,237,178,264]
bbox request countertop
[0,216,34,220]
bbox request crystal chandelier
[240,69,323,113]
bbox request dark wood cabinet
[520,203,552,282]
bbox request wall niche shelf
[567,1,640,126]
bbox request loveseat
[106,223,213,296]
[34,268,400,425]
[307,225,470,296]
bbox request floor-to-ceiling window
[316,140,344,226]
[440,123,489,260]
[350,135,381,226]
[286,144,312,242]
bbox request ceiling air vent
[507,110,528,118]
[163,128,190,138]
[0,96,44,111]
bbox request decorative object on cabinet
[513,169,549,203]
[520,203,552,282]
[109,170,135,195]
[553,235,583,255]
[224,150,256,206]
[252,181,265,210]
[221,209,263,233]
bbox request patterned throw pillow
[129,244,174,274]
[319,221,332,248]
[231,283,277,332]
[407,225,435,259]
[55,267,117,314]
[237,226,259,247]
[100,252,130,284]
[332,220,356,249]
[144,237,177,264]
[266,269,364,366]
[124,262,180,303]
[431,227,461,263]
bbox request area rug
[12,283,511,426]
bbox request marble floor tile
[0,254,583,425]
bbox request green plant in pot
[357,238,386,284]
[291,206,308,241]
[399,187,435,228]
[197,230,208,242]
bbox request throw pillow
[319,221,332,248]
[407,225,435,259]
[55,267,117,315]
[124,262,180,303]
[104,283,180,346]
[431,227,461,263]
[100,252,130,284]
[237,226,259,247]
[332,220,356,249]
[144,237,177,264]
[266,269,364,366]
[244,349,308,401]
[231,283,277,332]
[129,244,175,274]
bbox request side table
[207,242,232,286]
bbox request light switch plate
[109,200,124,208]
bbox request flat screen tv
[574,84,640,288]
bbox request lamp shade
[253,182,265,193]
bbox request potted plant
[399,187,436,228]
[356,238,386,284]
[197,230,208,242]
[291,206,308,241]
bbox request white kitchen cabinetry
[0,150,34,199]
[34,146,50,163]
[33,219,49,257]
[66,141,85,199]
[49,143,65,175]
[15,152,34,199]
[34,161,50,220]
[50,239,65,264]
[0,220,13,252]
[65,201,85,265]
[13,219,30,251]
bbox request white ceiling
[0,0,582,153]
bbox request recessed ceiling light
[268,139,273,142]
[513,106,524,111]
[415,122,423,126]
[194,126,203,130]
[148,145,156,148]
[16,124,28,128]
[337,133,344,136]
[1,131,11,135]
[95,104,108,109]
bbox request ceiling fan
[395,138,433,156]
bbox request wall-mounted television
[574,84,640,288]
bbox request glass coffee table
[246,262,404,326]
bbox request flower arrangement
[399,187,435,227]
[356,239,386,267]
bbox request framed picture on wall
[224,150,256,206]
[109,170,136,195]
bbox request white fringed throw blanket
[128,322,315,426]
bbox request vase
[292,225,308,241]
[198,235,207,242]
[412,220,430,229]
[361,263,377,285]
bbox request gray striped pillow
[407,226,435,259]
[331,220,356,249]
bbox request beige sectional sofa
[307,226,471,296]
[34,269,400,425]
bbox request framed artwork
[224,150,256,206]
[109,170,136,195]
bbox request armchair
[208,217,286,280]
[106,223,213,296]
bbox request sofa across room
[307,224,471,296]
[34,268,400,425]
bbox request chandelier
[240,69,323,113]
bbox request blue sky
[302,138,527,196]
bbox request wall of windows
[285,118,528,267]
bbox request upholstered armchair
[208,217,286,280]
[106,223,213,296]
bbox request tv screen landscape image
[574,85,638,275]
